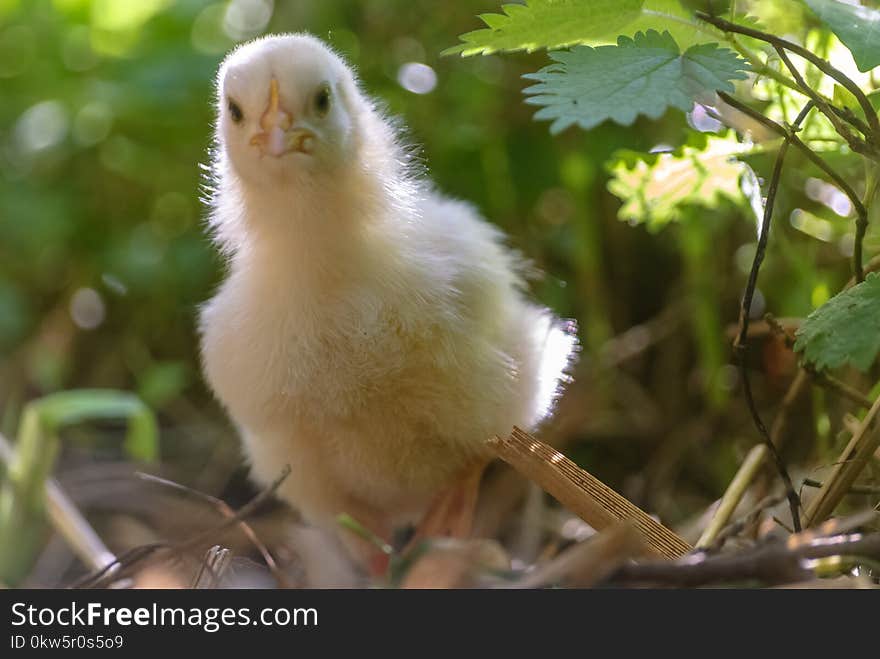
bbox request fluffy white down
[199,34,577,537]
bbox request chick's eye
[228,99,243,124]
[314,85,331,117]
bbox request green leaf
[794,272,880,372]
[13,389,159,462]
[607,133,749,230]
[804,0,880,72]
[445,0,644,56]
[833,84,880,125]
[523,30,750,134]
[444,0,717,56]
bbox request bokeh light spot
[70,287,106,330]
[14,100,69,154]
[223,0,273,41]
[397,62,437,95]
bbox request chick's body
[200,34,575,544]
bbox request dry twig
[611,516,880,587]
[74,466,291,588]
[136,471,290,587]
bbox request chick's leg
[411,460,488,542]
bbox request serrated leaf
[522,30,749,134]
[444,0,718,56]
[804,0,880,72]
[794,272,880,372]
[607,133,748,230]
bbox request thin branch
[806,369,874,410]
[71,543,169,588]
[773,46,875,157]
[609,527,880,587]
[699,255,880,554]
[719,91,868,280]
[734,101,815,533]
[802,478,880,497]
[176,465,291,553]
[759,314,872,409]
[763,312,795,348]
[710,493,788,551]
[73,466,291,588]
[726,35,805,95]
[136,471,290,587]
[697,11,880,141]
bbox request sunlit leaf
[445,0,718,56]
[89,0,173,56]
[794,272,880,372]
[523,30,749,134]
[804,0,880,72]
[91,0,172,31]
[607,133,749,230]
[833,84,880,125]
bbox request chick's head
[216,34,359,185]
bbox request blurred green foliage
[0,0,877,526]
[0,0,653,415]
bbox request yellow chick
[199,34,576,570]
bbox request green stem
[727,35,803,95]
[697,444,766,549]
[865,161,879,209]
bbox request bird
[198,33,577,574]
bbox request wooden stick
[488,427,691,559]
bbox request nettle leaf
[523,30,750,134]
[445,0,717,56]
[804,0,880,72]
[607,133,749,230]
[794,273,880,372]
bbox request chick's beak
[249,78,315,157]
